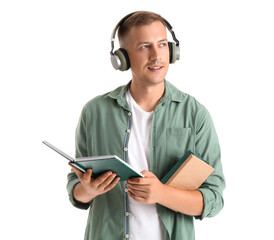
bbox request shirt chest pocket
[166,127,194,161]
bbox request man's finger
[127,185,147,195]
[104,176,120,192]
[98,173,117,188]
[94,171,113,185]
[128,189,146,202]
[69,162,84,179]
[83,168,93,182]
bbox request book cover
[42,141,143,181]
[73,156,144,181]
[161,151,214,190]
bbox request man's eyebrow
[136,38,168,46]
[158,38,168,43]
[136,41,150,46]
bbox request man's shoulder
[167,82,213,126]
[166,80,205,110]
[82,84,128,112]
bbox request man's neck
[129,80,165,112]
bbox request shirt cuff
[196,188,215,220]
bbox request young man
[67,11,225,240]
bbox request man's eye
[160,43,167,47]
[141,45,149,49]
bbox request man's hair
[118,11,165,47]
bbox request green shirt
[67,80,225,240]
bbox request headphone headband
[110,11,180,54]
[110,12,135,54]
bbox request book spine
[161,150,193,184]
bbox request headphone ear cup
[168,42,177,64]
[114,48,130,71]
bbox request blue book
[42,141,144,181]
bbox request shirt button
[124,147,128,152]
[125,234,129,239]
[125,212,130,216]
[124,188,128,192]
[128,112,132,116]
[126,129,131,133]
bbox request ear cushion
[114,48,130,71]
[168,42,177,64]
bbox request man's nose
[149,45,161,61]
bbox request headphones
[110,12,180,71]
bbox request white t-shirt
[126,90,166,240]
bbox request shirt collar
[108,80,183,108]
[162,80,183,103]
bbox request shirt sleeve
[66,106,93,210]
[194,105,225,220]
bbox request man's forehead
[127,21,167,40]
[130,21,166,32]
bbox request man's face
[125,21,170,86]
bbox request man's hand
[69,162,120,203]
[126,169,204,216]
[126,170,165,204]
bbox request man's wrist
[73,182,96,204]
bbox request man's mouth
[147,65,163,70]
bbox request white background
[1,0,273,239]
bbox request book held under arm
[161,151,214,190]
[42,141,144,181]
